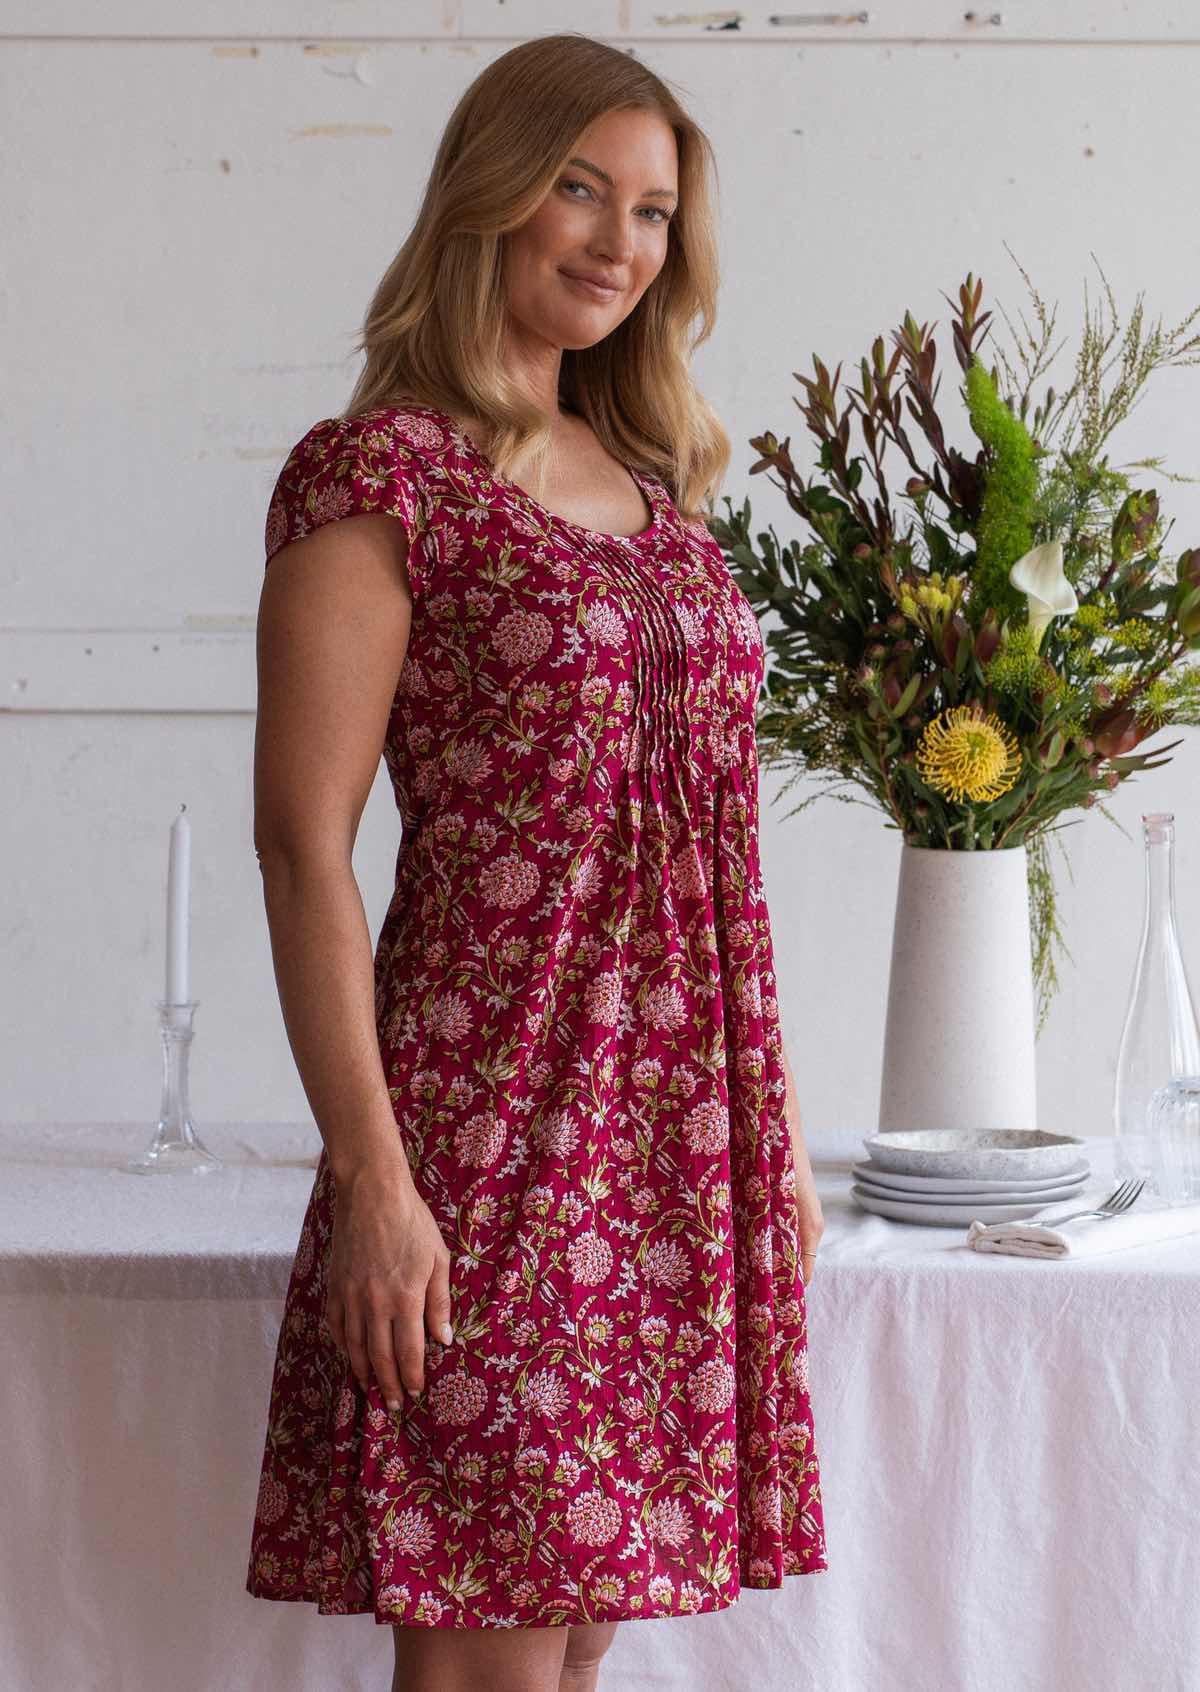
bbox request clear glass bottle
[1113,813,1200,1181]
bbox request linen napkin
[966,1188,1200,1259]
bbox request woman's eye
[560,179,672,223]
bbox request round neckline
[418,404,662,546]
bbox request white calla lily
[1008,540,1078,650]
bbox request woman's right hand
[324,1159,454,1409]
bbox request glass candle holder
[125,998,222,1175]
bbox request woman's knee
[560,1620,619,1682]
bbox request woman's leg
[558,1621,619,1692]
[390,1620,568,1692]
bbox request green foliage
[963,357,1038,628]
[714,258,1200,1033]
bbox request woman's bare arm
[254,512,451,1401]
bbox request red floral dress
[245,403,827,1629]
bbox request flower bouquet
[708,254,1200,1124]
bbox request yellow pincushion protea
[915,705,1022,804]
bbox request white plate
[851,1157,1091,1195]
[851,1185,1068,1227]
[852,1172,1085,1206]
[863,1129,1085,1181]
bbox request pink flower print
[643,1239,690,1291]
[582,971,622,1024]
[670,844,706,903]
[681,1097,729,1158]
[532,1109,580,1158]
[735,1044,765,1080]
[378,1583,413,1615]
[647,1497,694,1550]
[555,1454,583,1487]
[583,601,628,647]
[780,1420,812,1455]
[736,972,763,1018]
[382,1508,437,1558]
[581,675,609,706]
[255,1473,289,1526]
[445,738,495,787]
[631,1058,662,1089]
[566,1229,613,1286]
[513,1445,550,1478]
[264,501,288,557]
[413,761,440,801]
[630,1185,656,1215]
[751,1482,782,1531]
[445,1073,478,1107]
[493,608,554,666]
[565,1489,623,1548]
[453,1111,506,1168]
[429,990,473,1043]
[648,1575,675,1607]
[518,1368,573,1422]
[427,1370,488,1426]
[786,1347,811,1395]
[394,412,448,454]
[413,1593,448,1625]
[334,1385,357,1429]
[432,809,469,844]
[674,601,708,647]
[674,1323,704,1358]
[750,1225,774,1272]
[479,852,540,910]
[748,1557,775,1584]
[591,1574,627,1607]
[520,1184,554,1218]
[642,982,689,1032]
[550,758,576,781]
[687,1358,736,1414]
[677,1581,706,1614]
[293,1222,315,1280]
[571,855,606,901]
[638,1315,669,1347]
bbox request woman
[246,31,827,1692]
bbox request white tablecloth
[2,1120,1197,1692]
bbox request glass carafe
[1113,812,1200,1181]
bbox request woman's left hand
[781,1044,823,1284]
[791,1135,825,1285]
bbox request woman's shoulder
[264,403,455,567]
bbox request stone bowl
[861,1128,1085,1182]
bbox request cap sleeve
[263,412,432,594]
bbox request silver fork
[1039,1174,1147,1227]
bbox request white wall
[3,3,1198,1140]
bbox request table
[1,1120,1196,1692]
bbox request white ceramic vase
[878,842,1038,1134]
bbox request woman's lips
[560,269,620,301]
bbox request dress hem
[244,1560,829,1629]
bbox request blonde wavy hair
[342,31,731,523]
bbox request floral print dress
[245,402,828,1629]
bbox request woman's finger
[424,1245,454,1349]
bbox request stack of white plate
[852,1128,1090,1226]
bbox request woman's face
[502,107,678,355]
